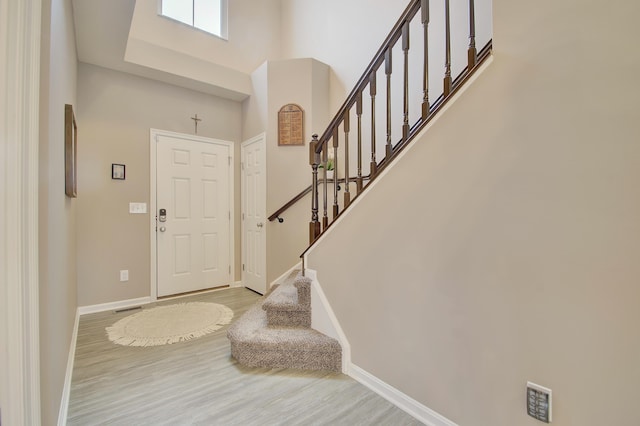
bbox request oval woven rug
[106,302,234,347]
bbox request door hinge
[242,213,244,220]
[241,162,244,171]
[229,265,231,274]
[229,211,231,220]
[229,156,232,166]
[242,264,245,271]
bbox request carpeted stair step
[227,300,341,371]
[262,273,311,328]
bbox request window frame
[159,0,228,40]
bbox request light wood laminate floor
[67,287,422,425]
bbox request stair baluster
[444,0,452,96]
[421,0,430,120]
[402,21,410,142]
[343,110,351,208]
[369,73,378,177]
[468,0,477,69]
[332,127,339,220]
[309,135,320,242]
[356,92,364,193]
[385,48,393,158]
[322,142,329,230]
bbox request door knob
[159,226,166,232]
[257,222,264,228]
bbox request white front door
[155,132,232,297]
[241,134,267,294]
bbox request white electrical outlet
[527,382,552,423]
[120,270,129,282]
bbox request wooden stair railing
[268,175,369,224]
[269,0,493,249]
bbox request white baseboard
[80,282,246,316]
[349,364,458,426]
[269,262,303,288]
[78,296,152,315]
[57,309,80,426]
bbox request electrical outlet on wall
[120,270,129,282]
[527,382,552,423]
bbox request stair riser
[230,343,341,372]
[294,279,311,307]
[266,310,310,328]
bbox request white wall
[241,62,268,141]
[307,0,640,425]
[280,0,491,115]
[281,0,406,113]
[125,0,282,99]
[130,0,282,74]
[76,63,242,306]
[39,0,78,424]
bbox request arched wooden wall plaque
[278,103,304,146]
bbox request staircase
[227,271,341,371]
[269,0,492,247]
[230,0,492,372]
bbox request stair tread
[228,301,338,350]
[263,284,307,311]
[262,270,311,312]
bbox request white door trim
[1,0,42,424]
[149,129,235,300]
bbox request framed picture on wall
[112,164,126,180]
[278,104,304,146]
[64,104,77,197]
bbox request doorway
[241,134,267,294]
[150,129,234,298]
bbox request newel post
[309,134,321,243]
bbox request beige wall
[38,0,78,423]
[242,58,329,284]
[76,63,242,306]
[307,1,640,425]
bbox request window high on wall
[161,0,228,39]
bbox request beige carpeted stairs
[227,271,342,371]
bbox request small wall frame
[278,103,304,146]
[64,104,77,197]
[111,164,126,180]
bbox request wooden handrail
[265,0,493,260]
[313,0,421,154]
[268,187,312,222]
[367,40,492,175]
[302,38,492,253]
[268,175,371,222]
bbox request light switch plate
[527,382,552,423]
[129,202,147,214]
